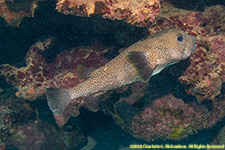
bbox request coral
[113,93,225,141]
[0,105,14,149]
[0,88,34,150]
[106,81,148,124]
[179,44,224,101]
[0,39,108,100]
[0,0,225,143]
[113,94,209,141]
[0,0,45,27]
[6,120,86,150]
[147,2,225,102]
[56,0,160,27]
[107,3,225,141]
[0,83,86,150]
[0,38,109,126]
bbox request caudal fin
[45,88,72,116]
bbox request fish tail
[46,88,72,116]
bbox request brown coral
[56,0,160,27]
[0,0,45,27]
[0,38,109,100]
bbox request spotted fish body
[46,29,197,116]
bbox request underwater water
[0,0,225,150]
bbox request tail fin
[46,88,72,116]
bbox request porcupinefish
[46,29,197,116]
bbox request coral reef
[0,0,45,27]
[0,39,108,100]
[56,0,160,27]
[132,94,209,140]
[106,2,225,141]
[0,105,14,149]
[0,0,225,144]
[147,2,225,102]
[113,93,225,141]
[0,87,86,150]
[176,5,225,101]
[0,38,109,126]
[0,88,34,148]
[6,120,85,150]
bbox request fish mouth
[183,35,197,59]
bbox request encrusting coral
[106,1,225,141]
[0,38,110,126]
[0,0,45,27]
[148,2,225,102]
[0,39,109,101]
[56,0,160,27]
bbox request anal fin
[84,91,106,112]
[127,51,153,83]
[84,95,100,112]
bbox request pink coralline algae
[178,6,225,102]
[56,0,160,27]
[113,93,225,141]
[0,0,45,27]
[0,38,109,126]
[0,39,108,100]
[147,3,225,102]
[1,0,225,143]
[180,37,225,101]
[131,94,210,141]
[108,3,225,141]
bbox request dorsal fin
[127,51,153,83]
[77,64,95,80]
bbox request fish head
[161,29,197,61]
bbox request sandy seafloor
[0,0,225,150]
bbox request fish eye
[177,35,183,42]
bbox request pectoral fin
[127,51,153,83]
